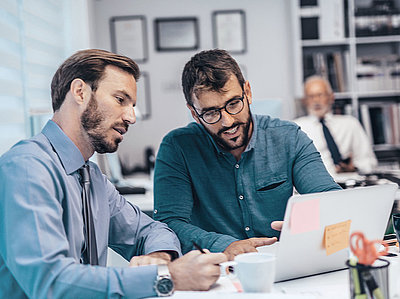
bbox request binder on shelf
[370,106,387,145]
[300,0,318,7]
[301,17,319,40]
[319,0,345,41]
[359,103,400,147]
[360,104,374,145]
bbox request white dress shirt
[294,113,378,177]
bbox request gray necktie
[79,164,98,265]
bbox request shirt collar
[245,114,257,152]
[42,120,86,175]
[308,112,333,123]
[324,112,334,121]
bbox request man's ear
[301,96,308,108]
[244,80,252,105]
[70,78,90,105]
[328,93,335,105]
[186,103,201,124]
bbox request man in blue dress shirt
[0,49,226,298]
[154,49,341,259]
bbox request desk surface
[144,246,400,299]
[107,246,400,298]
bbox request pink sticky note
[289,198,320,234]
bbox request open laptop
[257,184,398,282]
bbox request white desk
[145,247,400,299]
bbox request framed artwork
[136,71,151,120]
[212,10,247,54]
[110,15,148,63]
[154,17,199,51]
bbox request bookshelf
[291,0,400,167]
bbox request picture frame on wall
[212,10,247,54]
[154,17,199,51]
[136,71,151,120]
[110,15,148,63]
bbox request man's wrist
[148,251,178,261]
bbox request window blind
[0,0,66,155]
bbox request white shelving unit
[291,0,400,166]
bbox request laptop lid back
[275,184,397,282]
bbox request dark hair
[181,49,245,105]
[51,49,140,112]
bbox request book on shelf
[356,55,400,92]
[359,102,400,147]
[303,50,349,92]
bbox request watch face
[157,277,174,295]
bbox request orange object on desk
[350,231,388,265]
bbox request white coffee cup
[220,252,276,293]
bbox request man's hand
[223,237,277,261]
[168,250,227,291]
[271,221,283,231]
[129,251,172,267]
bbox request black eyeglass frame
[191,91,246,124]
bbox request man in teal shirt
[154,49,341,259]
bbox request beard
[204,111,252,152]
[81,93,126,154]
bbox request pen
[192,241,206,253]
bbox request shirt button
[235,164,240,169]
[154,209,158,214]
[239,195,244,200]
[245,226,250,231]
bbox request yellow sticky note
[324,220,351,256]
[290,198,320,234]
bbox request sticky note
[324,220,351,256]
[289,198,320,234]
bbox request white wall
[92,0,296,170]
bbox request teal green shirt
[154,115,341,253]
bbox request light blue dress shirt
[154,115,341,254]
[0,120,181,298]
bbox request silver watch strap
[157,264,171,277]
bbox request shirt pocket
[257,180,286,191]
[256,174,288,193]
[255,174,292,206]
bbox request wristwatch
[154,264,174,297]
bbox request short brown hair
[51,49,140,112]
[182,49,245,105]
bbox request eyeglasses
[192,92,246,124]
[305,92,331,101]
